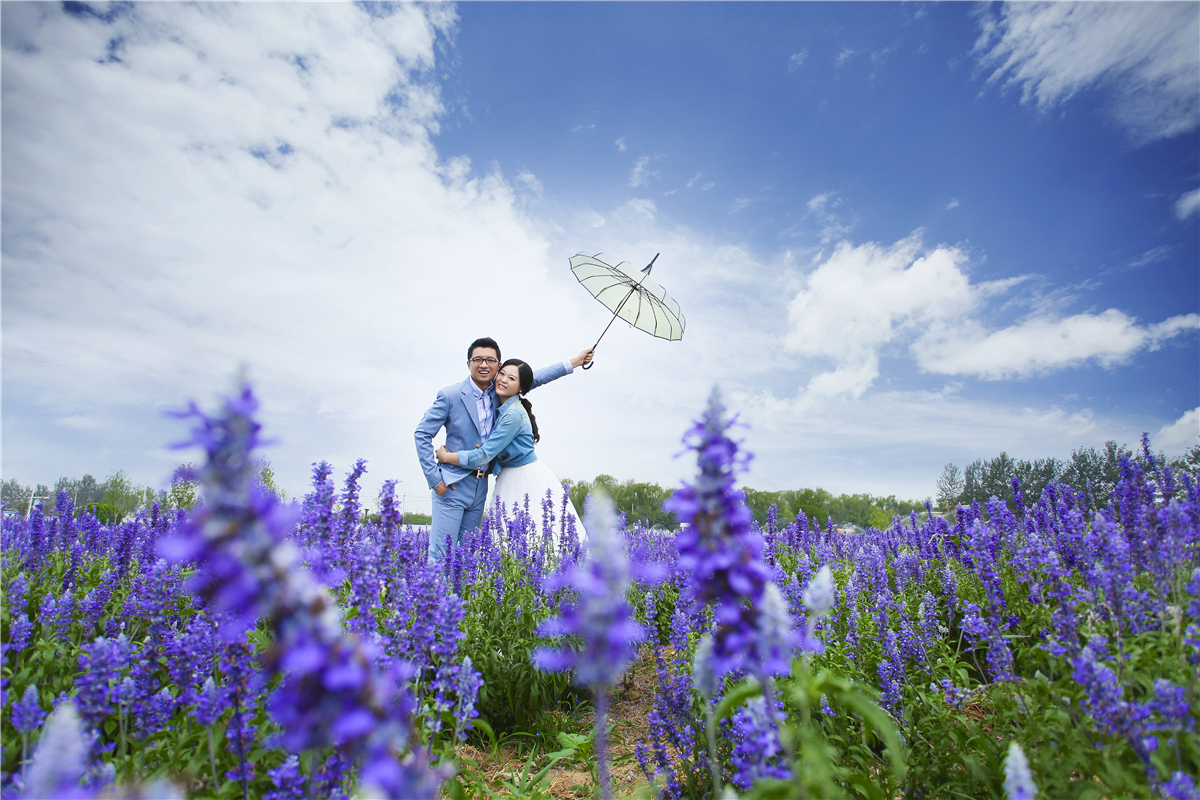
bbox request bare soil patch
[456,645,664,798]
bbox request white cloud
[784,232,976,397]
[974,2,1200,144]
[730,197,752,213]
[1175,189,1200,220]
[783,230,1199,396]
[614,198,657,223]
[571,123,595,132]
[516,170,542,194]
[946,198,960,210]
[1156,407,1199,454]
[2,2,605,499]
[788,49,809,72]
[914,310,1200,380]
[836,47,856,67]
[802,191,853,244]
[629,155,659,188]
[614,137,626,152]
[1128,245,1174,269]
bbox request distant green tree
[254,457,287,501]
[743,486,922,531]
[742,487,787,528]
[982,452,1017,506]
[80,502,123,525]
[51,474,105,508]
[828,493,879,528]
[564,475,677,529]
[167,463,200,511]
[960,452,1020,510]
[1,479,33,517]
[935,463,964,513]
[1171,442,1200,477]
[1013,457,1063,504]
[1059,441,1133,507]
[790,487,834,527]
[101,470,153,522]
[866,507,893,530]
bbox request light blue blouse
[457,396,537,473]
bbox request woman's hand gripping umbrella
[569,252,686,369]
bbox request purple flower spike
[266,754,307,800]
[157,381,443,798]
[1160,772,1200,800]
[1003,741,1037,800]
[533,492,647,692]
[158,385,302,640]
[729,696,789,791]
[533,492,652,800]
[191,677,229,727]
[663,387,772,679]
[802,566,835,616]
[17,702,95,800]
[11,685,46,735]
[756,583,798,675]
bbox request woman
[435,358,580,542]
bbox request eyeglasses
[469,357,499,366]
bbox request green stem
[119,704,129,783]
[208,727,218,791]
[703,703,721,800]
[595,691,612,800]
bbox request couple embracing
[414,336,594,563]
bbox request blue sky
[2,1,1197,512]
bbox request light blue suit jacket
[415,361,571,490]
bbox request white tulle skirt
[488,459,582,543]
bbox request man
[415,337,594,562]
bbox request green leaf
[714,679,764,724]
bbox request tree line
[934,438,1200,514]
[564,475,927,531]
[1,459,284,524]
[12,437,1192,531]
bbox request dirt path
[456,646,664,798]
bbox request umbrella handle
[583,359,595,370]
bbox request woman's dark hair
[467,336,501,361]
[500,358,539,443]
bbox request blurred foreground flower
[15,702,92,800]
[1004,741,1037,800]
[534,492,660,800]
[158,381,445,799]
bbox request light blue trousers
[428,474,489,563]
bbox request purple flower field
[1,385,1197,800]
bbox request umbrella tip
[642,252,660,273]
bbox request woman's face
[494,365,522,399]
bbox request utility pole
[25,493,44,521]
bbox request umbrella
[570,252,685,369]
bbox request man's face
[468,347,500,386]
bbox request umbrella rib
[570,251,685,347]
[591,267,655,349]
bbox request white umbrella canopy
[570,253,685,368]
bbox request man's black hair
[467,337,501,361]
